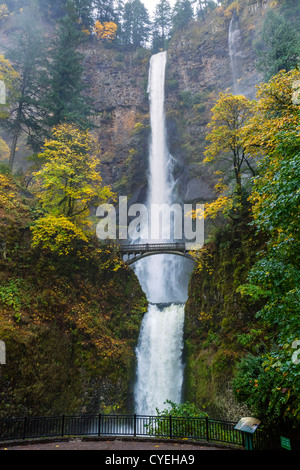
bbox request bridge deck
[119,243,189,254]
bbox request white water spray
[134,52,192,416]
[228,13,243,95]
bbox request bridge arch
[119,243,195,266]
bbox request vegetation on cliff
[185,67,300,433]
[0,124,147,417]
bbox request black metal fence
[0,414,276,449]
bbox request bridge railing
[119,243,188,254]
[0,414,277,449]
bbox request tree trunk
[9,102,23,170]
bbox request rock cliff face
[83,45,151,204]
[163,0,271,205]
[85,1,270,207]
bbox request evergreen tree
[37,0,94,27]
[121,0,150,50]
[73,0,94,29]
[93,0,117,22]
[1,4,47,169]
[255,10,300,81]
[42,3,94,132]
[152,0,172,52]
[114,0,125,24]
[172,0,194,32]
[113,0,125,43]
[38,0,68,20]
[196,1,216,21]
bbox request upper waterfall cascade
[228,14,243,95]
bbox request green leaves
[255,9,300,81]
[231,70,300,428]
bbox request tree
[37,0,94,26]
[42,4,94,132]
[0,54,19,119]
[1,5,47,169]
[242,69,300,156]
[196,1,217,21]
[37,0,68,20]
[0,3,9,22]
[147,400,207,437]
[31,124,114,255]
[0,172,31,259]
[0,138,9,162]
[235,69,300,429]
[152,0,172,52]
[93,0,117,22]
[255,10,300,81]
[121,0,150,50]
[33,124,113,222]
[73,0,94,29]
[196,93,255,222]
[94,20,118,41]
[172,0,194,32]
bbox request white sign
[0,341,6,364]
[0,80,5,105]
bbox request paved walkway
[0,437,233,451]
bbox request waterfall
[133,52,192,416]
[228,13,243,95]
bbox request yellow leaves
[198,311,213,322]
[0,54,19,118]
[207,93,254,152]
[94,21,117,42]
[203,92,255,217]
[244,69,300,155]
[0,4,9,22]
[0,174,31,237]
[33,123,114,224]
[205,196,234,220]
[0,136,9,162]
[0,54,19,85]
[30,124,116,258]
[31,214,88,256]
[191,195,234,222]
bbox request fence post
[169,415,172,440]
[98,414,101,437]
[134,414,137,437]
[61,415,65,438]
[206,417,209,441]
[23,416,27,440]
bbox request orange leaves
[93,21,117,42]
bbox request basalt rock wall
[84,1,269,206]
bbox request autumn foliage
[94,20,117,41]
[31,124,114,256]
